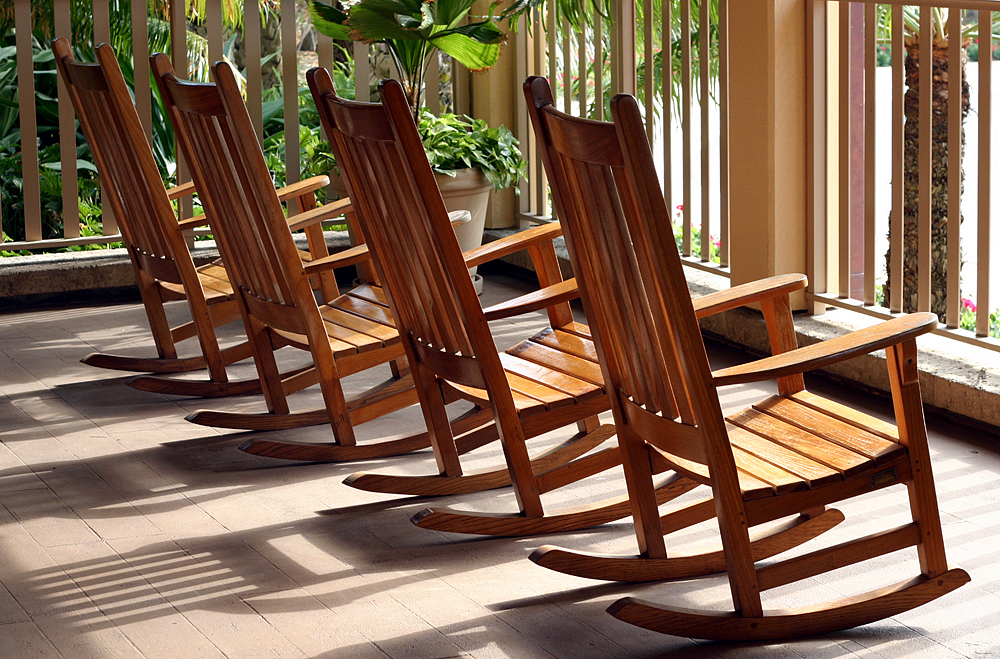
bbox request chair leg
[887,341,949,577]
[138,271,178,360]
[243,311,289,415]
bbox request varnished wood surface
[145,56,439,460]
[55,41,349,400]
[308,69,641,534]
[523,75,966,640]
[608,568,970,642]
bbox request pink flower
[962,297,977,312]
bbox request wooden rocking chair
[150,55,546,461]
[523,76,969,640]
[53,39,344,399]
[309,73,727,537]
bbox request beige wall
[470,3,518,229]
[727,0,809,308]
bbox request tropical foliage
[419,110,526,191]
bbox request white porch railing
[807,0,1000,352]
[1,0,461,253]
[510,1,732,277]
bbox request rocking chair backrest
[311,74,503,392]
[53,40,194,287]
[150,56,305,312]
[523,76,735,483]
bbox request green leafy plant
[309,0,521,119]
[419,110,526,191]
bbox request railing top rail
[826,0,1000,11]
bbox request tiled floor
[1,273,998,658]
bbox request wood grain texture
[522,76,966,637]
[308,69,634,533]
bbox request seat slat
[498,352,601,402]
[728,425,842,489]
[350,283,390,307]
[730,443,807,497]
[333,294,396,327]
[788,391,900,441]
[556,321,592,339]
[531,327,599,362]
[504,371,575,411]
[507,340,604,386]
[442,380,548,415]
[755,395,904,464]
[727,408,874,478]
[319,305,398,343]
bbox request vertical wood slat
[548,6,558,109]
[806,0,827,310]
[578,25,586,117]
[594,12,604,120]
[838,0,850,297]
[425,52,440,115]
[946,9,962,327]
[354,42,370,102]
[171,0,191,227]
[207,0,224,78]
[54,0,78,240]
[917,6,932,312]
[515,14,533,226]
[977,10,992,336]
[93,0,116,235]
[700,0,711,262]
[644,0,655,144]
[681,0,692,255]
[130,0,151,144]
[610,2,636,96]
[281,0,300,195]
[563,15,572,113]
[246,0,263,142]
[661,0,672,207]
[719,0,730,268]
[13,0,41,242]
[92,0,111,45]
[536,8,550,214]
[863,2,876,304]
[889,3,904,312]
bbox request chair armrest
[483,278,580,321]
[693,273,808,319]
[463,223,563,269]
[303,243,371,275]
[712,312,937,387]
[287,197,354,231]
[276,175,331,202]
[166,180,196,201]
[177,213,210,231]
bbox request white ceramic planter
[434,168,491,294]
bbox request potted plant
[308,0,536,289]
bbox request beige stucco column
[728,0,809,309]
[469,3,519,229]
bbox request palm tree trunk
[884,43,970,320]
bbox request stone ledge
[2,227,997,436]
[0,232,354,308]
[484,227,1000,436]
